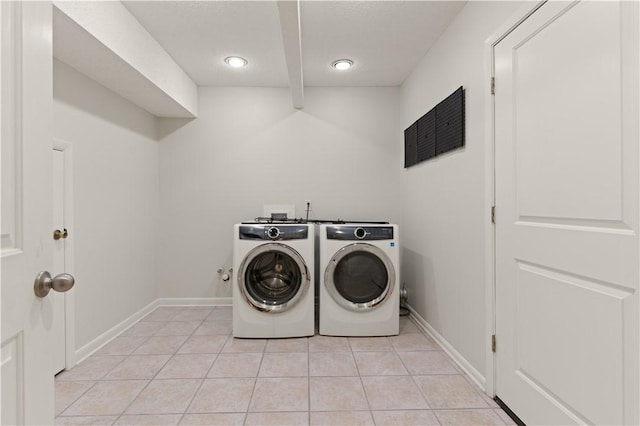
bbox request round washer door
[324,243,396,311]
[238,243,310,313]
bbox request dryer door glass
[333,251,387,303]
[325,243,396,311]
[239,243,310,313]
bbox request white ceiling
[122,1,466,88]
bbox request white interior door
[494,1,639,424]
[52,149,66,374]
[1,2,56,424]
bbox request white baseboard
[156,297,232,307]
[75,299,159,364]
[405,303,487,392]
[74,297,232,365]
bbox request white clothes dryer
[319,223,399,336]
[233,223,314,338]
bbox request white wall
[157,86,400,298]
[53,60,160,350]
[400,1,523,379]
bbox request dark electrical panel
[404,86,465,168]
[417,108,436,162]
[404,122,418,168]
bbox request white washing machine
[319,223,399,336]
[233,222,314,338]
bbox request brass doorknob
[53,228,69,240]
[34,271,75,298]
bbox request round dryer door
[238,243,310,313]
[324,243,396,311]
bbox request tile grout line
[175,307,231,424]
[55,318,164,419]
[56,308,510,425]
[349,336,375,422]
[395,338,436,414]
[54,379,99,418]
[110,309,190,424]
[241,338,266,423]
[106,307,214,424]
[307,336,311,424]
[56,346,139,418]
[170,318,219,426]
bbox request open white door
[495,1,639,424]
[1,2,58,424]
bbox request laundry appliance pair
[232,219,399,338]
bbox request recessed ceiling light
[224,56,248,68]
[331,59,353,71]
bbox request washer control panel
[239,225,308,241]
[326,225,394,241]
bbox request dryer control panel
[326,225,394,241]
[239,225,309,241]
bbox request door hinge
[491,77,495,95]
[492,335,496,353]
[491,206,496,224]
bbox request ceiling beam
[53,1,198,118]
[277,0,304,109]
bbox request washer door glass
[239,243,310,313]
[325,243,395,311]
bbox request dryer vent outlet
[399,285,410,317]
[400,286,408,305]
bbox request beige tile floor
[55,306,516,426]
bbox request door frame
[53,138,76,370]
[482,0,546,398]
